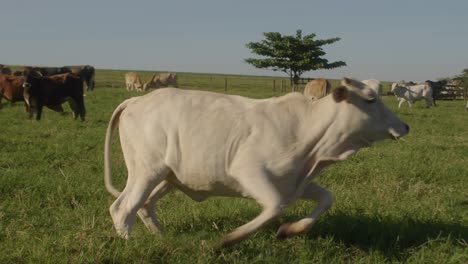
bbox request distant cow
[391,82,433,108]
[22,70,85,120]
[425,80,447,107]
[0,65,12,75]
[361,79,382,97]
[104,77,409,246]
[303,78,331,100]
[143,72,177,90]
[125,72,144,91]
[465,101,468,110]
[64,65,96,91]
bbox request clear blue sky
[1,0,467,82]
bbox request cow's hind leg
[221,169,284,247]
[136,180,173,233]
[109,163,170,239]
[276,182,332,239]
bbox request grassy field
[0,69,467,263]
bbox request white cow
[465,101,468,109]
[104,78,409,246]
[124,72,144,91]
[362,79,382,97]
[391,82,433,108]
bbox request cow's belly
[166,167,246,201]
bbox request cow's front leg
[36,105,44,120]
[398,98,406,108]
[276,182,332,239]
[221,169,284,247]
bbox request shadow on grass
[175,208,466,251]
[303,211,467,258]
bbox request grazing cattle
[22,70,85,120]
[391,82,433,108]
[143,72,177,90]
[0,65,12,75]
[361,79,382,97]
[303,78,331,100]
[104,77,409,246]
[124,72,144,91]
[64,65,96,91]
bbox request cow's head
[331,77,409,146]
[84,65,95,90]
[21,69,41,108]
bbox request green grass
[0,70,467,263]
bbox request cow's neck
[299,97,365,179]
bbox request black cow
[0,64,12,75]
[425,80,447,107]
[22,70,85,121]
[64,65,95,91]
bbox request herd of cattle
[0,64,179,120]
[0,64,95,120]
[1,63,467,121]
[303,77,468,109]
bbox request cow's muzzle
[389,124,410,140]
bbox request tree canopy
[245,30,346,85]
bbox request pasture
[0,69,467,263]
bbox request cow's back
[118,88,263,192]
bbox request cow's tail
[104,99,133,198]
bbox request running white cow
[362,79,382,97]
[104,77,409,246]
[391,82,433,108]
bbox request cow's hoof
[276,223,293,240]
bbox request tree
[245,30,346,88]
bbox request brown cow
[124,72,144,91]
[143,72,177,90]
[303,78,332,101]
[22,70,85,121]
[0,74,26,108]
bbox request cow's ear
[342,77,352,85]
[333,86,349,102]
